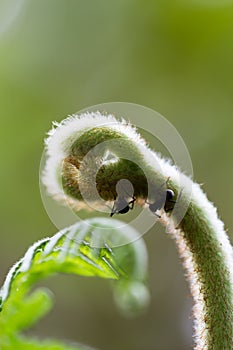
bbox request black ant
[110,195,136,217]
[147,189,175,216]
[110,179,136,217]
[146,176,177,216]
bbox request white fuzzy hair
[42,111,233,348]
[43,111,157,201]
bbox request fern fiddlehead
[42,111,233,349]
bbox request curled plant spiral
[42,110,233,350]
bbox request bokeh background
[1,1,233,349]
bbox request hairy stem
[43,112,233,349]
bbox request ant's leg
[164,199,176,213]
[110,207,115,217]
[110,197,117,217]
[164,206,173,213]
[128,196,136,210]
[145,199,162,218]
[165,176,171,186]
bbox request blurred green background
[1,1,233,349]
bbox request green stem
[43,114,233,349]
[164,187,233,349]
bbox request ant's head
[166,189,175,201]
